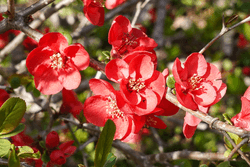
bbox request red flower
[83,0,105,26]
[231,86,250,131]
[26,32,90,95]
[108,15,157,58]
[0,89,9,107]
[105,54,165,115]
[60,88,84,118]
[83,0,125,26]
[242,66,250,76]
[23,36,38,51]
[49,150,66,165]
[59,140,77,157]
[0,14,9,49]
[172,53,227,138]
[237,34,249,49]
[46,131,60,149]
[84,79,145,140]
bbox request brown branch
[165,88,250,137]
[0,0,75,60]
[199,15,250,54]
[221,131,250,165]
[7,0,15,20]
[89,58,106,72]
[225,137,249,162]
[146,150,226,164]
[45,95,53,136]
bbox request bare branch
[199,15,250,54]
[7,0,15,20]
[146,150,226,164]
[89,58,106,72]
[19,0,55,17]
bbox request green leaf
[104,153,116,167]
[10,77,21,89]
[199,165,208,167]
[94,119,116,167]
[17,146,34,156]
[41,151,50,163]
[39,141,46,149]
[223,113,233,125]
[0,123,25,138]
[243,23,250,41]
[8,145,20,167]
[217,161,232,167]
[167,74,176,89]
[0,139,11,157]
[18,151,41,159]
[224,149,238,159]
[78,165,85,167]
[222,59,233,71]
[0,98,26,135]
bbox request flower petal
[175,83,197,110]
[39,32,68,53]
[183,122,197,138]
[84,95,108,127]
[113,116,132,140]
[185,53,207,77]
[105,59,129,83]
[193,82,217,106]
[146,115,167,129]
[129,55,154,80]
[83,2,104,26]
[63,43,90,71]
[184,112,201,126]
[89,79,116,96]
[105,0,125,9]
[26,47,53,75]
[172,58,187,86]
[34,65,63,95]
[58,62,81,90]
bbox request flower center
[128,78,145,92]
[50,53,64,70]
[188,74,203,91]
[117,32,138,55]
[106,96,125,119]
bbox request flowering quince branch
[7,0,15,20]
[0,0,75,60]
[199,15,250,54]
[165,88,250,137]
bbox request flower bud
[46,131,59,149]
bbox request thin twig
[199,15,250,54]
[150,127,165,153]
[225,137,249,162]
[131,0,150,27]
[221,131,250,165]
[79,136,98,151]
[45,95,53,136]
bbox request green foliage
[243,22,250,41]
[172,159,192,167]
[0,139,11,158]
[8,145,20,167]
[104,153,116,167]
[217,161,231,167]
[226,74,247,95]
[222,59,233,71]
[0,97,26,135]
[0,123,25,138]
[167,74,176,88]
[18,146,41,159]
[94,120,116,167]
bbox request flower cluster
[83,0,126,26]
[26,32,90,95]
[84,15,179,142]
[172,53,227,138]
[46,131,76,167]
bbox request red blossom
[231,86,250,131]
[105,54,165,115]
[84,79,145,140]
[108,15,157,58]
[23,36,38,51]
[49,150,66,165]
[237,34,249,49]
[0,89,9,107]
[242,66,250,76]
[60,88,84,118]
[46,131,60,149]
[172,53,227,138]
[26,32,90,95]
